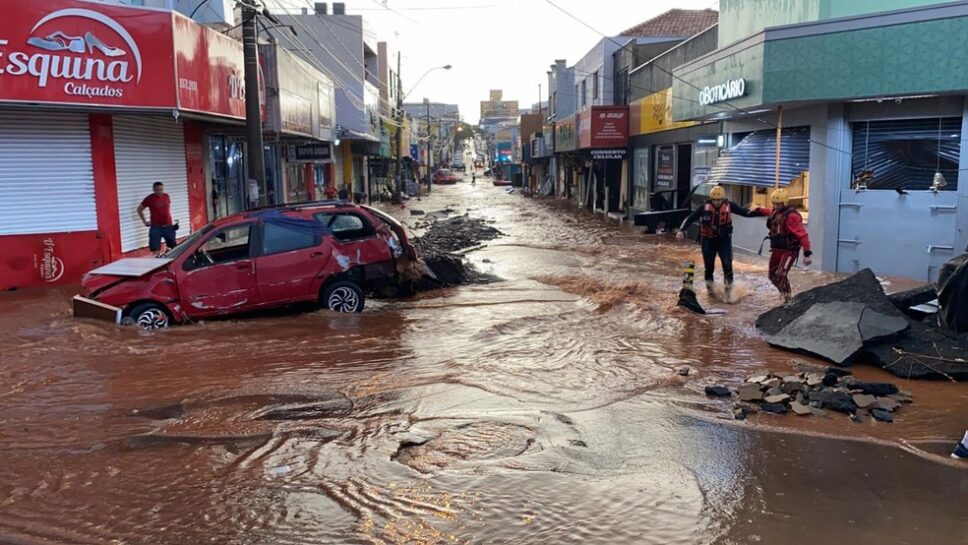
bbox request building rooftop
[620,8,718,38]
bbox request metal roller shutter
[113,116,191,252]
[0,109,96,236]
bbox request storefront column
[814,104,851,272]
[957,98,968,255]
[305,163,316,200]
[183,121,208,231]
[342,144,353,190]
[89,114,121,263]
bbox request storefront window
[632,147,649,208]
[851,118,961,191]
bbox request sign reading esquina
[698,78,746,106]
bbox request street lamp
[403,64,452,101]
[394,63,452,202]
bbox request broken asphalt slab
[756,269,903,336]
[763,301,908,365]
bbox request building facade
[671,0,968,281]
[0,0,248,289]
[269,3,382,200]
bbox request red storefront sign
[578,106,629,149]
[2,232,104,288]
[0,1,246,119]
[173,14,246,119]
[0,0,176,108]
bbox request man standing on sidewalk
[749,188,813,303]
[676,185,755,300]
[137,182,177,255]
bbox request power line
[353,4,499,10]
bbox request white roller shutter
[0,110,96,236]
[113,116,191,252]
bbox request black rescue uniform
[679,200,755,285]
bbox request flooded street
[2,181,967,545]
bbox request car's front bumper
[72,295,122,325]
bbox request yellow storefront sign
[630,88,697,136]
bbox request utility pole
[241,4,266,206]
[393,51,403,203]
[425,98,432,194]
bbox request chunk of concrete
[869,397,901,412]
[871,409,894,423]
[852,394,876,409]
[764,393,790,404]
[809,390,857,414]
[764,301,908,365]
[704,385,731,398]
[738,383,764,402]
[790,401,812,416]
[851,382,899,396]
[760,403,789,414]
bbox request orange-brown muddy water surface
[1,181,966,545]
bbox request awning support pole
[774,105,783,189]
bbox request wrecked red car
[73,202,417,329]
[432,168,459,185]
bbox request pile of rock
[705,368,912,422]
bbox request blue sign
[410,144,420,159]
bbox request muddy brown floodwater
[2,180,967,545]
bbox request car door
[176,223,258,318]
[318,212,393,272]
[254,220,330,305]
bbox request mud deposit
[1,181,966,545]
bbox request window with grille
[851,117,961,191]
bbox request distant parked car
[432,168,459,184]
[73,202,417,329]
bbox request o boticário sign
[698,78,746,106]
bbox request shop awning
[706,127,810,188]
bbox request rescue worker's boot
[952,431,968,459]
[724,283,733,303]
[781,291,793,305]
[706,283,715,299]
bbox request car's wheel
[322,281,365,313]
[126,302,171,330]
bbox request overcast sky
[275,0,719,123]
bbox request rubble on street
[756,269,968,380]
[410,214,503,289]
[711,368,913,422]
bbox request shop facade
[0,0,246,289]
[671,1,968,281]
[260,43,336,207]
[627,88,720,217]
[576,105,629,214]
[554,114,579,200]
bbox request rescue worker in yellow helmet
[749,188,813,303]
[676,185,756,299]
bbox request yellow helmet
[709,185,726,200]
[770,188,790,206]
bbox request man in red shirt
[137,182,177,254]
[750,188,813,303]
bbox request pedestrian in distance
[324,183,338,200]
[471,172,476,186]
[338,186,350,201]
[748,188,813,304]
[676,185,756,301]
[137,181,177,256]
